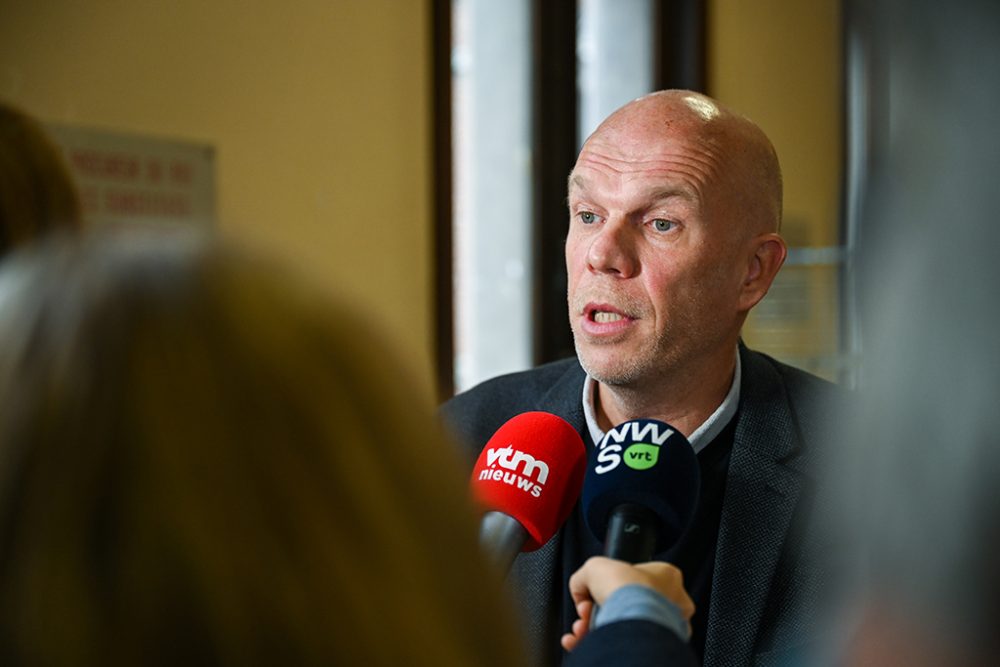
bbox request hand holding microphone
[567,418,701,648]
[561,556,695,652]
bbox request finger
[561,619,589,653]
[567,557,600,605]
[576,599,594,625]
[570,556,637,606]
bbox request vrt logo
[594,421,674,475]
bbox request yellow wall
[708,0,843,378]
[0,0,436,393]
[708,0,842,247]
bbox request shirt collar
[581,351,742,454]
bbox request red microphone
[470,411,587,572]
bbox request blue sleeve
[592,584,689,641]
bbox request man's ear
[738,233,787,312]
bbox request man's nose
[587,219,638,278]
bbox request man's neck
[594,349,738,439]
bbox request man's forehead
[579,121,719,170]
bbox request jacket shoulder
[440,358,583,461]
[744,346,845,400]
[741,346,849,464]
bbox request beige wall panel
[708,0,843,378]
[708,0,842,247]
[0,0,435,393]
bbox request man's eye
[652,219,675,232]
[579,211,597,224]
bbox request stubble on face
[568,279,707,390]
[569,288,648,386]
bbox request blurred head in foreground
[835,1,1000,664]
[0,229,521,666]
[0,102,82,254]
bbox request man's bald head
[566,90,789,404]
[581,90,783,239]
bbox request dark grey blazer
[442,345,839,667]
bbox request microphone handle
[479,510,527,573]
[588,503,661,631]
[603,503,659,563]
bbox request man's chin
[576,348,646,388]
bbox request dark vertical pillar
[653,0,706,92]
[432,0,455,398]
[532,0,579,365]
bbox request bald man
[443,91,840,666]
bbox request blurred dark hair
[0,229,521,666]
[0,102,82,255]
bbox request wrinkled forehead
[577,125,719,165]
[569,120,725,198]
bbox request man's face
[565,123,750,389]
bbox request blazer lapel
[703,348,805,666]
[508,361,588,666]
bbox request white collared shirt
[581,351,742,453]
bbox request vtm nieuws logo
[595,421,675,474]
[478,445,549,497]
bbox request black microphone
[582,419,700,563]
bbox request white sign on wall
[46,124,216,227]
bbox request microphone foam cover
[582,419,700,553]
[470,412,586,551]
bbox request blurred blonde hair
[0,229,522,666]
[0,102,82,254]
